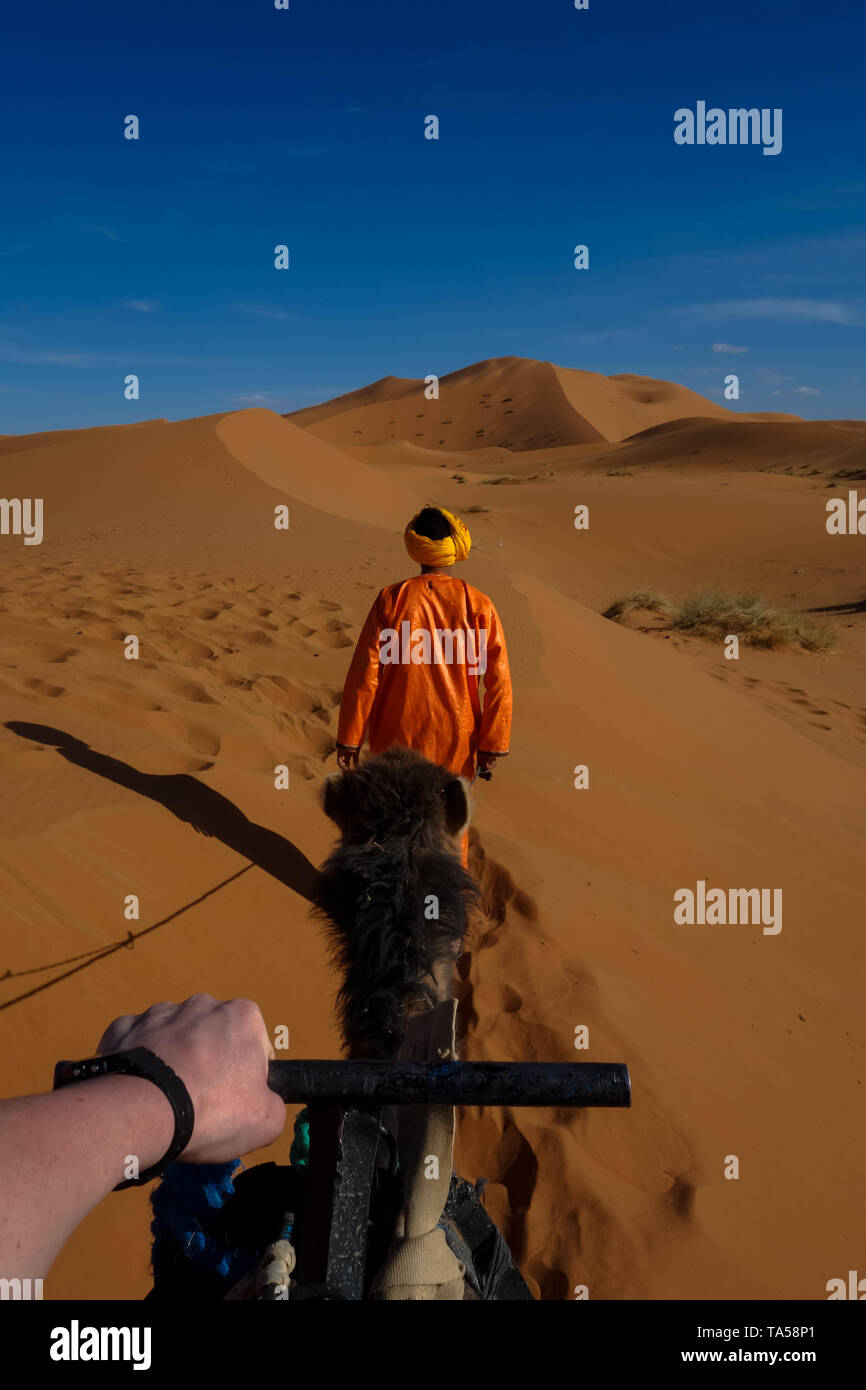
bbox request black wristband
[53,1046,195,1190]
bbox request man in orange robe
[335,506,513,866]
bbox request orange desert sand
[1,357,864,1299]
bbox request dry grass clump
[602,589,676,622]
[604,588,837,653]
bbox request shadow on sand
[6,721,319,900]
[807,596,866,615]
[1,721,320,1010]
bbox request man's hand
[336,745,360,771]
[477,752,503,777]
[97,994,286,1163]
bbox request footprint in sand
[251,676,318,713]
[96,682,165,712]
[160,676,219,705]
[498,983,523,1014]
[460,831,697,1294]
[181,725,221,757]
[314,627,353,649]
[146,633,218,663]
[299,722,334,756]
[186,606,224,621]
[24,678,66,698]
[148,714,221,758]
[22,645,80,664]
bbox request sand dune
[592,415,866,475]
[1,373,864,1300]
[286,355,801,454]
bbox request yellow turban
[404,508,471,567]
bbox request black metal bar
[268,1060,630,1108]
[295,1106,383,1298]
[295,1107,340,1289]
[324,1109,382,1300]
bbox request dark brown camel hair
[313,747,479,1060]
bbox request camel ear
[442,776,471,838]
[321,772,348,828]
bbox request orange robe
[337,574,512,782]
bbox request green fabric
[290,1108,310,1170]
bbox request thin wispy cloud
[0,345,234,368]
[782,181,866,213]
[230,393,304,412]
[234,303,297,321]
[0,347,106,366]
[672,299,860,326]
[204,142,332,176]
[554,327,640,346]
[80,224,122,242]
[712,343,749,354]
[123,299,158,312]
[230,388,351,405]
[655,231,866,284]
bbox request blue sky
[1,0,863,433]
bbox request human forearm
[0,1075,174,1277]
[0,995,285,1282]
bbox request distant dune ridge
[0,355,864,1301]
[286,354,805,453]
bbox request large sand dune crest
[287,355,803,455]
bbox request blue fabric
[150,1160,257,1285]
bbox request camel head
[321,747,471,854]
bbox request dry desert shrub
[602,588,676,622]
[604,587,837,653]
